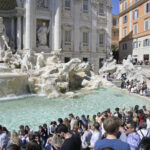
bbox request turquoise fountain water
[0,87,150,131]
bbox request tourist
[0,125,7,150]
[146,115,150,131]
[88,122,101,150]
[81,115,88,127]
[63,118,70,130]
[7,132,22,147]
[50,133,64,150]
[92,115,96,124]
[125,121,141,150]
[137,122,150,140]
[69,114,78,130]
[18,125,25,139]
[48,121,57,136]
[94,116,130,150]
[57,124,81,150]
[114,108,122,119]
[26,141,40,150]
[2,127,10,147]
[81,124,92,150]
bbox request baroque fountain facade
[0,0,113,98]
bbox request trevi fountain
[0,16,150,130]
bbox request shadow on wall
[119,31,133,62]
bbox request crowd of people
[1,105,150,150]
[121,74,148,97]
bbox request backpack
[139,130,150,147]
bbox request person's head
[58,118,63,124]
[125,121,137,135]
[82,124,88,132]
[63,118,70,129]
[2,127,9,134]
[143,105,146,110]
[81,115,86,120]
[115,108,119,112]
[134,105,139,111]
[103,116,122,135]
[11,131,19,139]
[107,108,111,113]
[7,144,20,150]
[43,124,47,129]
[69,113,74,120]
[26,141,40,150]
[56,124,68,138]
[93,122,100,131]
[97,112,101,117]
[73,124,79,133]
[25,125,30,131]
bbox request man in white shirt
[0,125,7,150]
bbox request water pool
[0,87,150,131]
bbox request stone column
[74,0,80,53]
[53,0,61,50]
[17,16,21,50]
[25,0,35,50]
[11,17,15,41]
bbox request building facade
[112,15,119,47]
[119,0,150,62]
[0,0,112,72]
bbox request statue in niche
[0,17,10,51]
[37,22,50,47]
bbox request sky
[112,0,119,15]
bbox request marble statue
[0,17,10,51]
[36,52,45,69]
[37,22,50,46]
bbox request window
[83,32,89,46]
[133,23,138,35]
[65,30,71,45]
[143,39,150,47]
[144,55,149,61]
[132,41,138,48]
[146,3,150,13]
[83,0,88,13]
[65,0,71,10]
[113,18,117,26]
[99,3,105,16]
[99,33,104,45]
[83,57,88,62]
[123,15,127,24]
[144,18,149,31]
[124,1,127,9]
[64,57,70,63]
[113,31,116,37]
[124,28,127,37]
[122,43,127,50]
[133,9,138,20]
